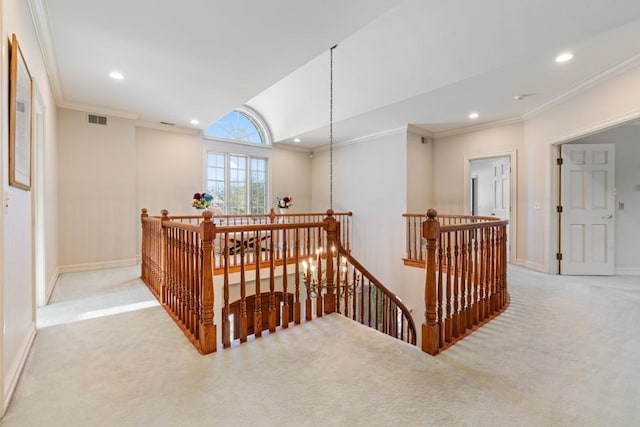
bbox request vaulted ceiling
[38,0,640,147]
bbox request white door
[561,144,615,275]
[491,158,510,220]
[491,157,510,261]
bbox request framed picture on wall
[9,33,33,191]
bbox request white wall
[1,0,59,415]
[58,109,137,270]
[406,132,433,213]
[433,122,523,260]
[310,130,408,296]
[576,125,640,273]
[136,126,202,218]
[524,63,640,272]
[271,146,312,213]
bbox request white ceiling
[39,0,640,147]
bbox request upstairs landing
[2,266,639,426]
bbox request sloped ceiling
[39,0,640,147]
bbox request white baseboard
[3,324,36,414]
[515,258,547,272]
[615,267,640,276]
[59,258,138,274]
[45,267,60,305]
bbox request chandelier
[301,247,355,300]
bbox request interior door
[560,144,615,275]
[491,158,510,220]
[491,157,510,261]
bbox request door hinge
[556,158,563,165]
[556,253,563,261]
[557,205,563,213]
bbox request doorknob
[600,214,613,220]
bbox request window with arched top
[203,107,272,214]
[203,108,270,145]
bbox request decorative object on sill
[192,192,214,209]
[276,196,293,211]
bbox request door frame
[463,150,517,263]
[548,114,640,274]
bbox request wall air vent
[160,121,175,126]
[87,114,108,125]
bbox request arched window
[203,107,272,214]
[203,108,270,145]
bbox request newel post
[323,209,338,314]
[422,209,441,355]
[140,209,149,281]
[160,209,170,304]
[199,210,217,354]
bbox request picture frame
[9,33,33,191]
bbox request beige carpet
[1,265,639,426]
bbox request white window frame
[202,106,273,147]
[203,141,273,214]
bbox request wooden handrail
[331,230,416,345]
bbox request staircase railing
[418,209,509,355]
[166,209,352,274]
[140,208,414,354]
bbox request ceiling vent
[88,113,108,125]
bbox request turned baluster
[445,233,453,343]
[269,227,277,332]
[254,230,263,338]
[294,228,301,324]
[222,233,231,348]
[239,231,248,342]
[282,229,290,329]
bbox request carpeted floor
[1,265,639,426]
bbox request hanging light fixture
[299,44,361,307]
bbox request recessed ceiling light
[190,119,200,125]
[293,138,301,143]
[109,71,124,80]
[469,112,479,120]
[555,52,574,63]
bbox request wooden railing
[414,210,509,355]
[403,213,498,266]
[164,209,352,274]
[140,208,414,354]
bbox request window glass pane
[250,158,267,214]
[206,152,268,214]
[205,110,264,144]
[206,153,225,210]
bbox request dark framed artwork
[9,33,33,191]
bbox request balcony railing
[140,209,414,354]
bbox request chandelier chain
[329,45,336,210]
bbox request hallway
[1,265,639,426]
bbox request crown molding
[548,107,640,145]
[313,125,407,152]
[434,117,523,139]
[27,0,64,104]
[407,124,434,138]
[136,120,200,136]
[523,52,640,120]
[60,101,139,120]
[272,142,312,153]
